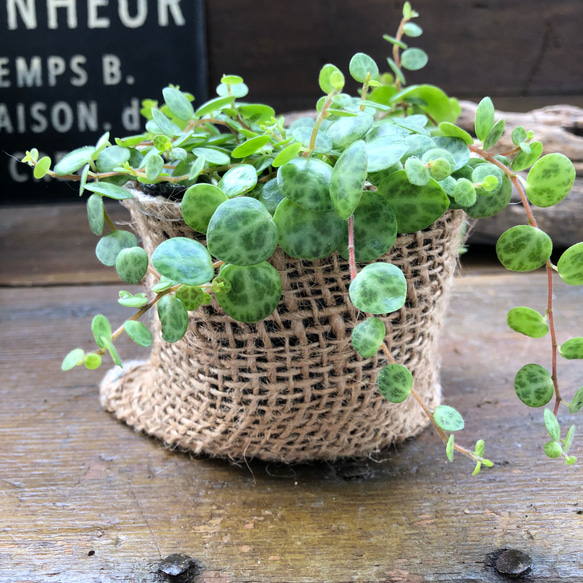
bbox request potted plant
[22,3,582,471]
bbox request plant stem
[302,91,338,158]
[103,209,117,232]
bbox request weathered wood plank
[1,271,582,582]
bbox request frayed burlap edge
[100,189,465,463]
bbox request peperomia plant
[22,2,581,472]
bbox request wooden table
[1,203,582,582]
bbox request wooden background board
[1,204,583,582]
[205,0,583,112]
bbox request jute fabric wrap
[100,190,465,462]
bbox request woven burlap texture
[100,190,465,462]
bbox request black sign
[0,0,207,204]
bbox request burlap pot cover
[100,189,466,463]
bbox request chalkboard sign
[0,0,207,204]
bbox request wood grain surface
[1,204,583,582]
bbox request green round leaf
[84,353,102,370]
[157,295,189,343]
[452,178,476,207]
[216,262,282,323]
[326,113,374,149]
[462,169,512,219]
[95,145,130,172]
[429,159,452,182]
[514,363,554,407]
[192,147,230,166]
[274,199,345,260]
[277,157,333,212]
[330,140,367,219]
[151,237,214,286]
[162,86,194,121]
[338,190,398,262]
[319,63,345,94]
[218,164,258,198]
[507,307,549,338]
[496,225,552,272]
[560,337,583,360]
[438,122,473,146]
[365,138,409,173]
[96,230,138,266]
[402,22,423,37]
[181,183,228,234]
[526,153,576,208]
[145,153,164,181]
[569,387,583,414]
[377,170,450,233]
[557,242,583,285]
[432,137,471,171]
[351,317,386,358]
[175,285,206,311]
[33,156,51,179]
[54,146,95,175]
[216,82,248,98]
[377,363,413,403]
[87,194,104,236]
[118,291,149,308]
[401,48,428,71]
[124,320,153,347]
[511,141,543,172]
[251,178,285,216]
[474,97,495,143]
[91,314,112,349]
[433,405,465,432]
[62,348,85,371]
[404,157,430,186]
[544,440,563,458]
[115,246,149,284]
[238,104,276,125]
[349,52,379,83]
[291,125,333,154]
[349,262,407,315]
[207,197,279,266]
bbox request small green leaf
[162,86,194,121]
[232,135,271,158]
[526,153,576,208]
[565,455,577,465]
[84,353,102,370]
[33,156,51,179]
[95,230,138,266]
[87,194,104,236]
[85,181,134,200]
[319,63,345,94]
[544,440,563,459]
[218,164,258,198]
[349,52,379,83]
[277,157,333,212]
[438,122,473,145]
[181,183,228,234]
[100,334,122,367]
[151,238,214,286]
[351,317,386,358]
[115,246,149,284]
[544,408,561,441]
[475,439,486,457]
[403,22,423,37]
[220,74,244,85]
[157,295,189,343]
[474,97,495,143]
[54,146,95,175]
[452,178,476,207]
[446,434,455,462]
[514,363,554,407]
[330,139,367,219]
[472,462,482,476]
[560,337,583,360]
[496,225,552,272]
[349,262,407,315]
[483,118,505,150]
[272,143,302,168]
[151,108,179,137]
[377,363,413,403]
[564,424,575,452]
[124,320,153,347]
[507,307,549,338]
[569,387,583,414]
[216,262,282,323]
[175,285,205,311]
[433,405,465,432]
[557,243,583,285]
[192,147,230,166]
[511,141,543,172]
[401,48,428,71]
[118,290,149,308]
[195,95,236,118]
[511,126,527,146]
[62,348,85,371]
[404,157,430,186]
[91,314,112,349]
[145,153,164,181]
